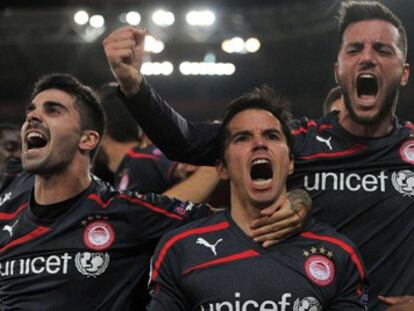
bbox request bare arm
[162,166,220,203]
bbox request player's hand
[249,189,312,247]
[379,295,414,310]
[103,26,146,97]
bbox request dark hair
[0,123,19,135]
[97,82,141,143]
[32,73,106,160]
[338,1,407,60]
[218,85,293,163]
[323,86,342,114]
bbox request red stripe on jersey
[297,144,365,160]
[182,249,260,275]
[87,194,113,208]
[151,221,230,281]
[317,124,334,132]
[300,231,365,279]
[0,226,50,253]
[0,202,29,220]
[117,194,184,221]
[291,120,317,135]
[127,149,159,161]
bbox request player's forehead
[227,108,282,133]
[342,19,400,46]
[30,89,76,111]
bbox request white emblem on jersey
[2,219,18,237]
[293,297,322,311]
[0,192,11,207]
[316,136,332,150]
[196,237,223,256]
[83,220,115,251]
[391,170,414,197]
[75,252,109,278]
[399,140,414,165]
[304,255,335,286]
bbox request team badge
[75,252,110,278]
[304,254,335,286]
[83,220,115,251]
[293,297,322,311]
[391,170,414,197]
[399,140,414,165]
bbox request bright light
[152,10,175,26]
[222,37,261,54]
[141,62,173,76]
[144,35,165,54]
[245,37,261,53]
[126,11,141,26]
[179,62,235,76]
[74,10,89,25]
[89,15,105,28]
[230,37,244,53]
[186,10,215,26]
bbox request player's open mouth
[250,158,273,188]
[356,73,378,100]
[25,131,48,151]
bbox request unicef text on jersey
[303,170,414,196]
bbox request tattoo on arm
[288,189,312,213]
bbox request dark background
[1,0,414,125]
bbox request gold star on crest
[310,247,317,254]
[327,251,334,258]
[319,247,326,254]
[303,250,310,257]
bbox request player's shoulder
[157,212,228,246]
[301,218,358,252]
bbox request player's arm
[163,166,220,203]
[249,189,312,247]
[379,295,414,310]
[103,26,219,166]
[148,236,190,310]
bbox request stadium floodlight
[186,10,215,26]
[152,10,175,26]
[126,11,141,26]
[89,15,105,28]
[141,62,173,76]
[245,37,261,53]
[144,35,165,54]
[179,62,235,76]
[74,10,89,25]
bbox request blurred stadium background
[1,0,414,124]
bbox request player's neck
[34,161,92,205]
[230,193,286,237]
[338,111,394,138]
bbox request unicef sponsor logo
[75,252,110,278]
[199,293,321,311]
[303,169,414,197]
[293,297,322,311]
[391,170,414,197]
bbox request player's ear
[79,130,100,153]
[216,159,229,180]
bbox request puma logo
[2,219,18,237]
[196,237,223,256]
[316,135,333,150]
